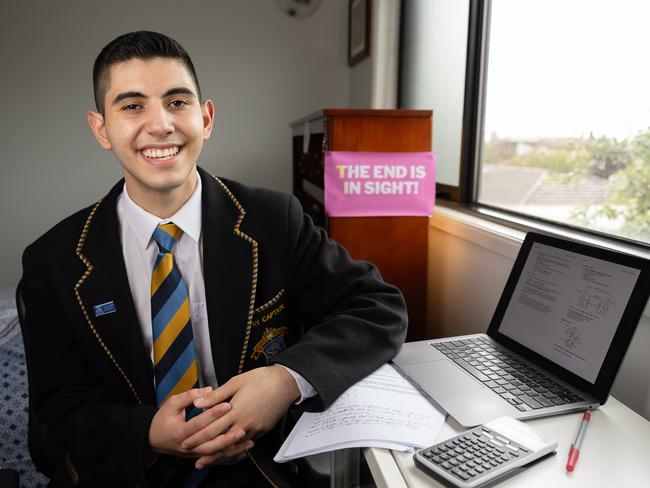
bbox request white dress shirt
[116,172,315,400]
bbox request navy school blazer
[21,166,407,487]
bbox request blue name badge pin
[93,301,117,317]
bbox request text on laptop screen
[498,242,641,383]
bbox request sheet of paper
[274,363,446,462]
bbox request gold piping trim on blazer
[246,451,278,488]
[64,451,80,484]
[253,289,285,315]
[74,200,142,404]
[212,176,259,374]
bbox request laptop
[392,232,650,427]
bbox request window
[477,0,650,244]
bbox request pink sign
[324,151,436,217]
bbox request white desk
[364,397,650,487]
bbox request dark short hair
[93,31,201,113]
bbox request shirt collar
[121,171,203,250]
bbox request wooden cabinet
[290,109,432,341]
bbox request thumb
[194,380,238,409]
[165,386,213,412]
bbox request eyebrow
[111,87,197,106]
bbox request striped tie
[151,223,199,406]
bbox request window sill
[430,202,650,318]
[432,202,650,261]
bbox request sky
[484,0,650,140]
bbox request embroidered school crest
[252,327,288,362]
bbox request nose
[144,103,174,137]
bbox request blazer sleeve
[21,248,157,486]
[272,196,408,410]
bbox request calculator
[414,416,557,487]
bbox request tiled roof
[478,164,609,206]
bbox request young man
[21,31,406,487]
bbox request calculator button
[423,450,434,458]
[449,459,460,466]
[475,466,484,474]
[452,468,470,481]
[457,455,468,463]
[467,469,478,477]
[440,453,450,460]
[441,461,452,470]
[432,456,443,464]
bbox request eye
[122,103,142,111]
[169,99,188,109]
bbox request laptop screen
[497,241,642,384]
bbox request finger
[185,402,232,434]
[195,440,255,470]
[194,380,237,409]
[165,386,212,412]
[185,427,247,455]
[181,412,236,449]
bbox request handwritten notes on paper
[274,364,446,462]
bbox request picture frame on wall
[348,0,371,66]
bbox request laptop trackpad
[400,360,483,396]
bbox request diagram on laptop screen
[498,242,640,383]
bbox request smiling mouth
[141,146,181,160]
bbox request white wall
[349,0,400,109]
[428,208,650,420]
[0,0,350,286]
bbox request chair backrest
[15,282,65,478]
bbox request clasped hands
[147,364,300,469]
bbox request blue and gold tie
[151,223,199,406]
[152,224,208,487]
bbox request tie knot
[152,223,182,253]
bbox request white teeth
[142,146,179,159]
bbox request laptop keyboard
[432,337,584,411]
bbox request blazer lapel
[200,168,257,384]
[74,181,155,405]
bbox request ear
[87,111,113,150]
[201,100,215,140]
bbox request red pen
[566,410,591,472]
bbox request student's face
[87,57,214,200]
